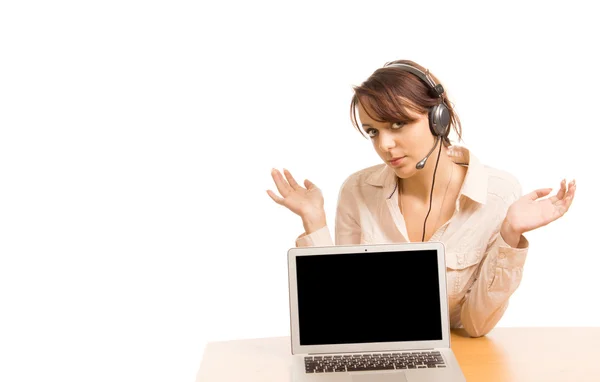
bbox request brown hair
[350,59,462,146]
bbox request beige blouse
[295,148,529,338]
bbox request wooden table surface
[197,327,600,382]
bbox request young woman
[267,59,576,337]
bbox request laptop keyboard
[304,351,446,373]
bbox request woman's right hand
[267,168,326,233]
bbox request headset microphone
[415,136,441,170]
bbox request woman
[266,59,576,337]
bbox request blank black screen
[295,250,442,345]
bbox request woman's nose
[378,131,396,151]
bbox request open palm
[266,169,324,218]
[506,179,576,234]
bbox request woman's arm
[458,174,575,337]
[296,177,362,247]
[459,230,528,337]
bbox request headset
[385,62,450,145]
[384,63,452,241]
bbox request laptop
[287,241,466,382]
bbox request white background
[1,1,598,382]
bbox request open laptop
[287,242,466,382]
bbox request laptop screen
[295,249,443,346]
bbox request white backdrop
[1,1,598,382]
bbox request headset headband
[385,63,445,98]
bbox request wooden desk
[197,327,600,382]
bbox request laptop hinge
[307,348,435,355]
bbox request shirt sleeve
[459,183,529,337]
[295,177,361,247]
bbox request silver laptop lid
[288,242,450,355]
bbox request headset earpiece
[428,103,450,137]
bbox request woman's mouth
[390,156,407,166]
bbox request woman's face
[357,101,436,178]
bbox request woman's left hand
[505,179,576,236]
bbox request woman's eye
[366,129,378,138]
[392,122,404,129]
